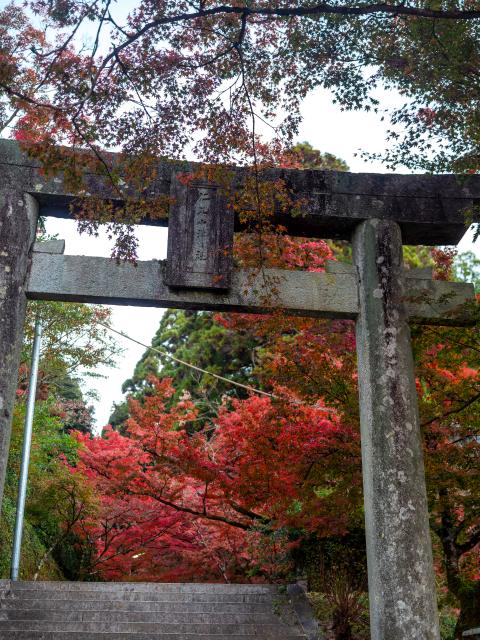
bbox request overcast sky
[42,85,479,430]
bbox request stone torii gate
[0,139,478,640]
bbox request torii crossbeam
[0,139,478,640]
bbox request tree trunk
[439,508,480,639]
[332,612,354,640]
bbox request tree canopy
[80,228,480,638]
[2,1,480,227]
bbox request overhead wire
[96,320,333,413]
[97,320,274,398]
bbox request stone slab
[2,588,274,604]
[27,254,475,325]
[353,219,440,640]
[33,240,65,255]
[3,632,305,639]
[286,584,321,640]
[1,580,278,592]
[165,177,233,289]
[1,139,478,244]
[0,621,303,635]
[0,610,281,624]
[0,600,274,613]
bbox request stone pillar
[0,190,37,506]
[352,219,440,640]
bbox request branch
[421,390,480,428]
[89,3,480,95]
[132,488,256,531]
[229,500,270,525]
[458,525,480,556]
[0,82,123,199]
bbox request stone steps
[0,609,280,622]
[0,580,310,639]
[5,634,303,640]
[0,599,273,613]
[1,589,274,603]
[0,621,303,635]
[0,581,278,592]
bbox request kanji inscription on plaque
[165,175,234,289]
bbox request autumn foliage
[59,237,480,639]
[73,377,360,582]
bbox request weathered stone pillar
[352,219,440,640]
[0,190,37,506]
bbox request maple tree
[412,311,480,637]
[75,378,361,582]
[1,0,480,258]
[2,0,480,165]
[69,237,479,638]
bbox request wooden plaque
[165,176,233,290]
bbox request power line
[97,320,274,398]
[96,320,333,413]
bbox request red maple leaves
[73,378,359,582]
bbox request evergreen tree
[110,310,260,431]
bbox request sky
[43,85,480,429]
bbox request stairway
[0,580,312,639]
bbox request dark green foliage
[290,142,350,171]
[122,309,258,399]
[112,309,260,430]
[0,493,63,580]
[300,530,369,640]
[0,401,79,579]
[55,374,83,401]
[108,400,130,432]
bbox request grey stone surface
[2,589,274,603]
[463,630,480,638]
[27,254,359,318]
[27,254,474,325]
[353,219,440,640]
[0,580,307,639]
[0,190,37,507]
[0,610,281,623]
[0,139,478,244]
[4,633,304,639]
[287,583,321,640]
[0,621,301,634]
[0,600,275,613]
[325,261,434,280]
[33,240,65,255]
[0,580,278,592]
[165,177,233,289]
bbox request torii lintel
[0,139,479,245]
